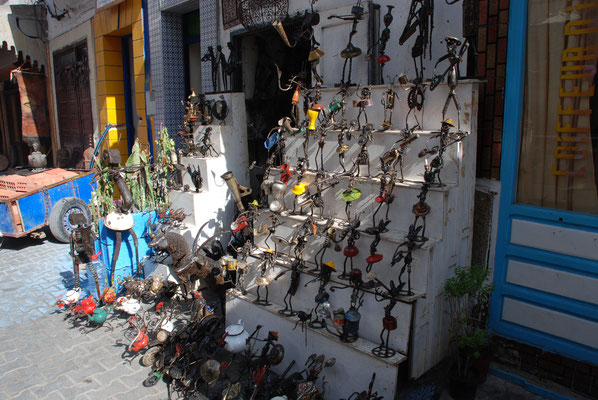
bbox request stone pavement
[0,232,579,400]
[0,232,169,399]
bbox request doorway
[233,23,311,193]
[53,41,93,168]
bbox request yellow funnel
[307,108,320,131]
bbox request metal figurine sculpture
[364,219,390,274]
[289,214,316,270]
[198,127,219,157]
[68,212,95,301]
[372,279,401,358]
[187,165,203,192]
[430,37,469,130]
[329,268,365,342]
[338,218,360,280]
[391,120,466,295]
[276,66,304,126]
[341,178,361,224]
[290,157,308,214]
[379,134,419,183]
[311,219,338,273]
[101,150,141,286]
[336,120,356,173]
[380,81,397,130]
[201,46,218,92]
[329,1,364,86]
[399,0,434,82]
[254,249,276,306]
[352,123,374,177]
[274,258,301,317]
[368,5,394,84]
[304,260,336,329]
[223,42,240,91]
[353,87,373,129]
[300,174,340,218]
[216,45,227,91]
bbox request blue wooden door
[490,0,598,365]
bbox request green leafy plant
[445,265,494,378]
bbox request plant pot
[471,352,492,384]
[448,368,479,400]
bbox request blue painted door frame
[491,0,598,365]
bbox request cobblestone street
[0,233,582,400]
[0,233,168,400]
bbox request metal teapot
[223,319,250,353]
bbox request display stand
[225,80,479,399]
[168,92,251,246]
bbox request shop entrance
[490,0,598,365]
[232,23,311,193]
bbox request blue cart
[0,170,95,243]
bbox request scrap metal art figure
[372,279,401,358]
[390,120,466,295]
[198,127,219,158]
[368,5,394,84]
[329,1,365,87]
[352,123,373,177]
[353,87,373,130]
[380,80,397,130]
[430,37,470,130]
[399,0,434,82]
[274,258,301,317]
[201,46,218,92]
[336,119,357,173]
[338,218,360,280]
[304,260,336,329]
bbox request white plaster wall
[1,1,47,68]
[47,19,99,147]
[217,0,465,86]
[45,0,95,41]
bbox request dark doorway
[233,23,311,192]
[122,35,137,154]
[53,41,93,169]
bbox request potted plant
[445,265,494,400]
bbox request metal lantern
[238,0,289,31]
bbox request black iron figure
[328,268,365,342]
[274,258,301,317]
[201,46,218,92]
[336,120,357,173]
[329,1,364,86]
[311,219,338,273]
[198,127,219,158]
[364,219,390,274]
[372,279,401,358]
[430,37,470,130]
[368,5,394,84]
[353,87,373,130]
[338,218,361,280]
[304,261,336,329]
[254,249,277,306]
[352,123,373,177]
[399,0,434,82]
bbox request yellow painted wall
[92,0,150,161]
